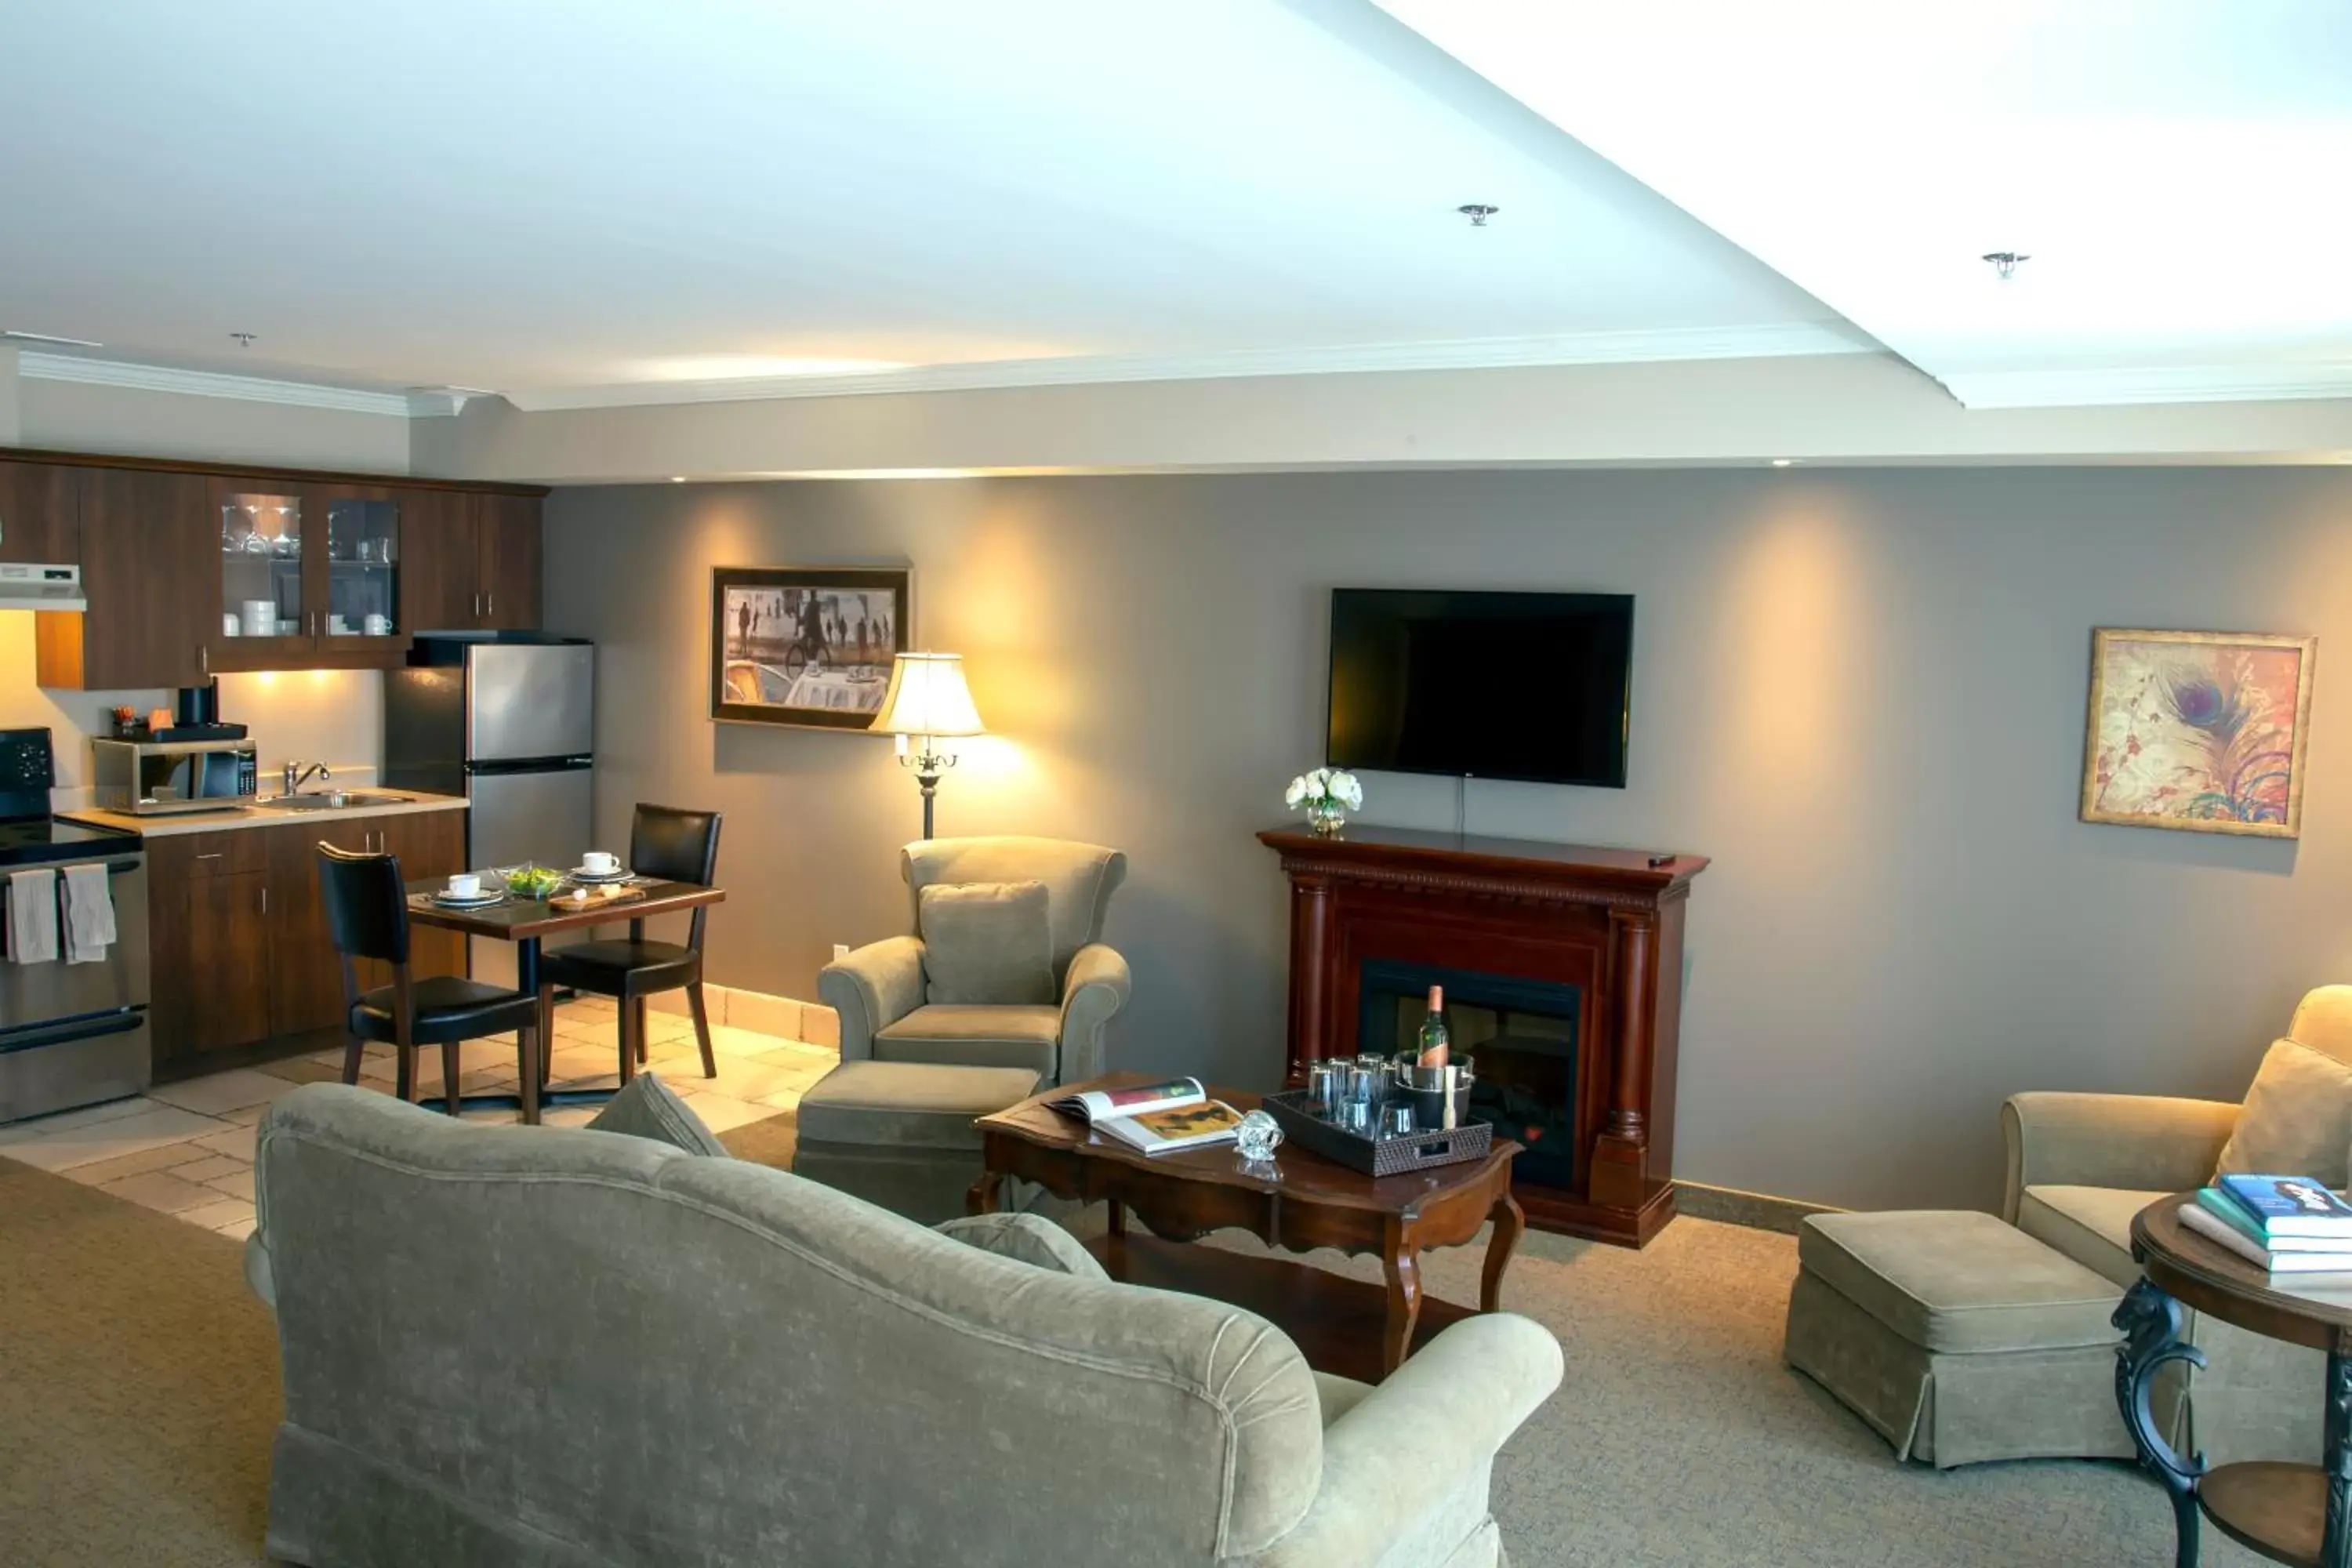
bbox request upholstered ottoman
[792,1061,1042,1225]
[1782,1210,2132,1468]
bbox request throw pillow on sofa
[586,1072,730,1156]
[2215,1038,2352,1188]
[933,1211,1107,1278]
[919,879,1054,1005]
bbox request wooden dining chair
[536,804,724,1087]
[315,843,544,1117]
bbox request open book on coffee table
[1047,1076,1243,1156]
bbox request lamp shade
[869,652,985,738]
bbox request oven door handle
[0,1007,144,1058]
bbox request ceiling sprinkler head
[1458,204,1500,227]
[1981,251,2030,281]
[230,331,257,347]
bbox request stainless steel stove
[0,728,150,1124]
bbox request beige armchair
[818,837,1131,1087]
[2001,985,2352,1465]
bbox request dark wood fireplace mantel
[1259,824,1707,1248]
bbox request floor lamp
[870,652,986,840]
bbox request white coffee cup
[328,614,351,634]
[445,873,482,899]
[582,851,619,875]
[363,613,390,635]
[222,613,241,637]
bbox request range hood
[0,563,87,612]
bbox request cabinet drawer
[151,829,271,879]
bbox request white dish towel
[6,868,60,964]
[62,862,117,964]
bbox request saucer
[568,866,631,883]
[430,890,506,909]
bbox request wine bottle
[1416,984,1450,1069]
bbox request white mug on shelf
[221,613,241,637]
[445,873,482,899]
[582,851,619,875]
[241,599,277,638]
[363,613,390,635]
[328,614,352,635]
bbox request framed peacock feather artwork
[2082,627,2318,838]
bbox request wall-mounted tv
[1326,588,1634,788]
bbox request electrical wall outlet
[832,943,851,962]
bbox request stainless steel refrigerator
[384,634,594,988]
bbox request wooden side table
[970,1072,1523,1384]
[2121,1194,2352,1568]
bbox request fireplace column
[1588,908,1658,1211]
[1284,872,1332,1085]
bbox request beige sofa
[2000,986,2352,1464]
[247,1083,1563,1567]
[818,836,1131,1087]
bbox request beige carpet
[2,1119,2263,1567]
[1195,1217,2267,1567]
[0,1155,280,1567]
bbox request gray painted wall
[546,467,2352,1212]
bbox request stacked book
[2180,1175,2352,1276]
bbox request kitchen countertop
[60,789,468,838]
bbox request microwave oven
[91,739,259,815]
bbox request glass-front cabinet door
[322,490,401,644]
[214,484,310,662]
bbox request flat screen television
[1326,588,1633,787]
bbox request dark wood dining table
[402,876,726,1123]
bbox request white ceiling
[1377,0,2352,408]
[0,0,1849,409]
[2,1,2345,416]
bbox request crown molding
[503,321,1876,412]
[15,352,415,416]
[1944,363,2352,410]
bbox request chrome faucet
[282,760,332,797]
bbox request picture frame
[2080,626,2318,838]
[709,566,911,731]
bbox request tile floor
[0,995,835,1243]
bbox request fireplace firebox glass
[1356,959,1580,1189]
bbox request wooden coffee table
[2121,1193,2352,1568]
[968,1071,1523,1384]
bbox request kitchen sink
[256,790,413,811]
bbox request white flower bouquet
[1285,766,1364,833]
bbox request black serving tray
[1261,1088,1494,1178]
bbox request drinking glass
[1305,1062,1338,1114]
[1380,1102,1415,1138]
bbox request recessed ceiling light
[669,476,687,484]
[2,329,103,348]
[1457,203,1500,227]
[1771,458,1797,467]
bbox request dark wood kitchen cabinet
[0,459,80,563]
[397,488,480,633]
[397,489,543,632]
[9,445,546,688]
[147,811,468,1076]
[35,466,212,688]
[476,494,543,630]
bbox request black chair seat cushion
[538,938,701,998]
[350,976,539,1047]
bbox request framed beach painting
[709,566,911,730]
[2080,627,2318,838]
